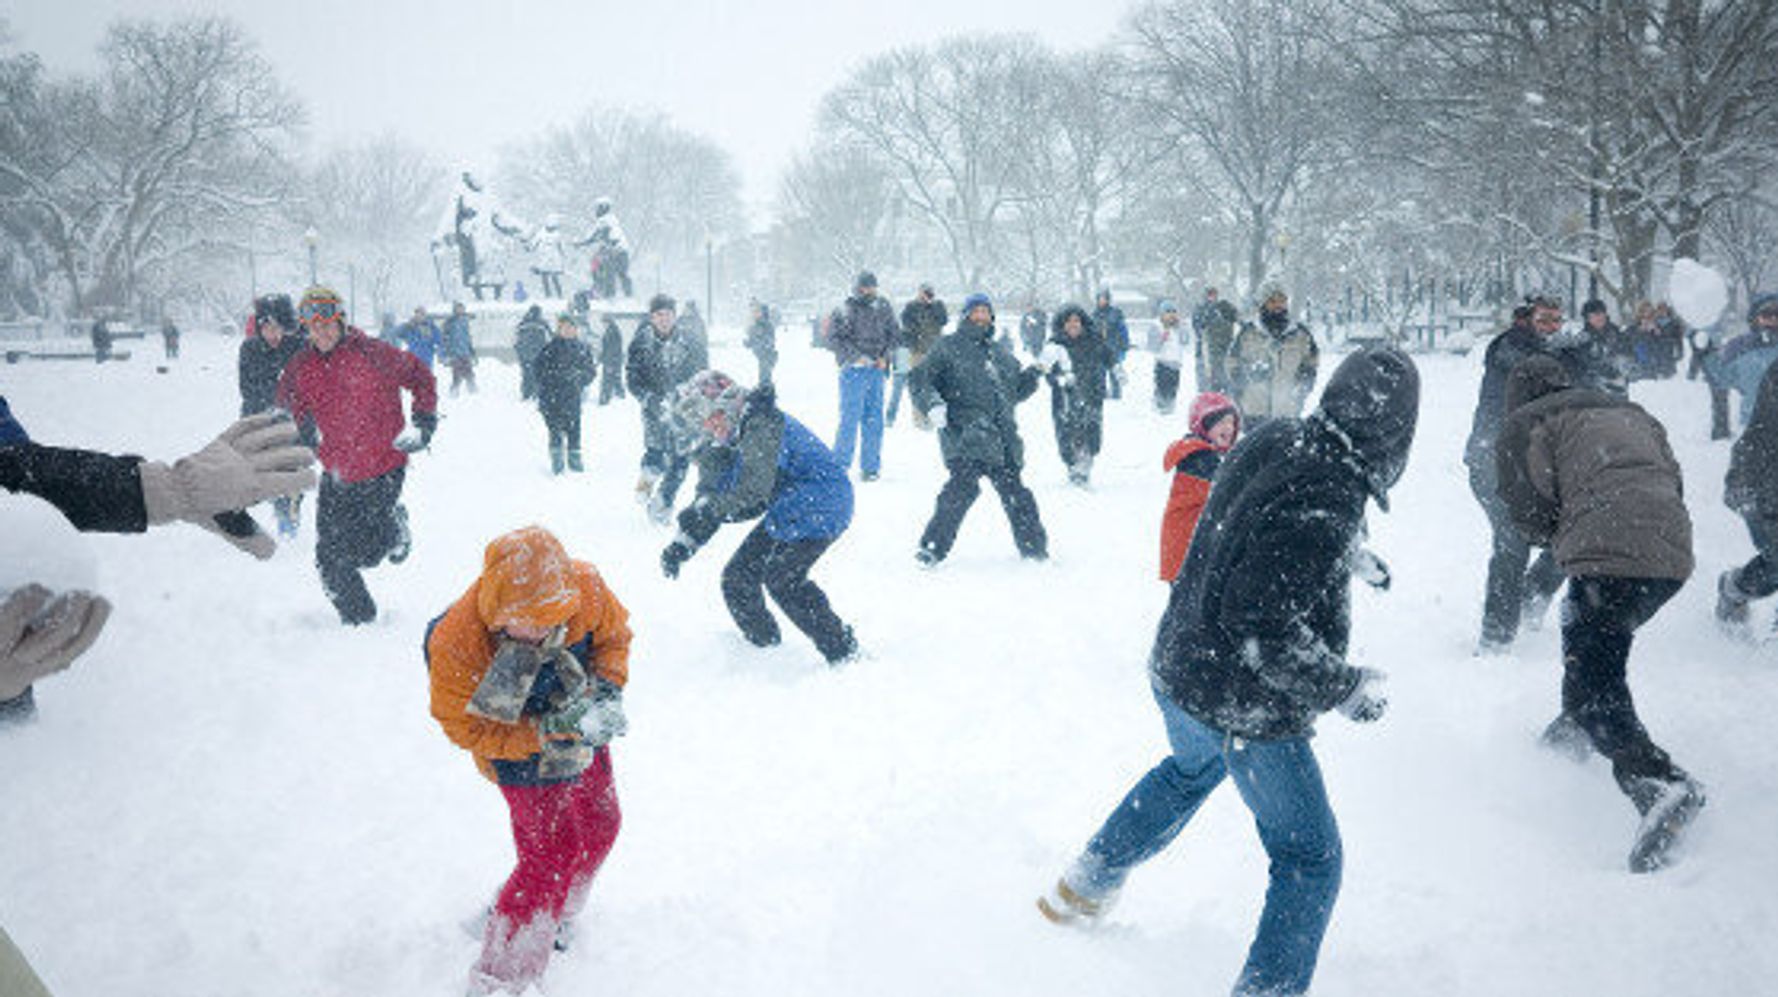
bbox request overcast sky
[8,0,1131,217]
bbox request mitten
[925,404,947,429]
[660,539,694,579]
[0,585,113,701]
[139,412,318,528]
[396,412,438,452]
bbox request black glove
[396,412,438,452]
[660,540,693,579]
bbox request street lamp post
[303,227,319,285]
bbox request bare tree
[820,35,1047,290]
[0,17,301,316]
[303,133,450,317]
[776,142,900,293]
[497,106,744,295]
[1127,0,1350,297]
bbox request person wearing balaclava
[1225,284,1319,427]
[1495,354,1702,873]
[1038,345,1419,997]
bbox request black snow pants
[721,523,854,663]
[1559,575,1690,810]
[1048,387,1103,467]
[1153,362,1181,413]
[316,466,404,625]
[918,459,1047,561]
[542,400,583,472]
[1730,513,1778,599]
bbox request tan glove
[0,585,113,701]
[139,412,317,557]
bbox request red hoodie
[277,328,437,483]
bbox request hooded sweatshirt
[1151,346,1419,739]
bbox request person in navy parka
[659,371,859,665]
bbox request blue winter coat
[442,315,475,362]
[401,319,442,367]
[1712,327,1778,424]
[680,388,853,545]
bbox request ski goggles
[299,299,343,323]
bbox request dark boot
[567,450,584,473]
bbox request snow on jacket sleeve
[682,411,784,546]
[1217,491,1362,713]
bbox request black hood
[1050,303,1092,336]
[1504,354,1573,413]
[1313,345,1420,509]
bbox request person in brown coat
[1495,354,1704,873]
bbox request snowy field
[3,321,1777,997]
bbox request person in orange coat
[1159,393,1240,582]
[425,526,632,995]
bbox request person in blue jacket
[400,306,443,368]
[1709,292,1778,430]
[658,370,859,665]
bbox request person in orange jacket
[425,526,632,995]
[1159,392,1240,582]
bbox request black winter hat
[1316,345,1420,509]
[855,271,878,290]
[648,293,677,314]
[1504,354,1573,413]
[1581,298,1609,318]
[254,293,296,332]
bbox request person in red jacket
[277,286,438,624]
[1159,392,1240,582]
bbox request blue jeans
[1071,688,1342,997]
[833,364,886,474]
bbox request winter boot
[550,446,565,475]
[567,450,584,473]
[1036,878,1110,925]
[387,504,412,564]
[647,494,673,526]
[1537,712,1593,763]
[1716,569,1752,632]
[824,625,860,666]
[914,546,943,569]
[1627,776,1707,874]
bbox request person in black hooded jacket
[908,293,1048,565]
[1040,303,1113,485]
[1038,346,1419,997]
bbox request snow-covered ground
[3,322,1775,997]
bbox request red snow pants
[474,747,621,992]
